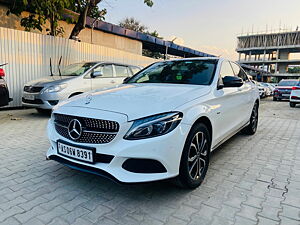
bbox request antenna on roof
[50,58,53,76]
[58,56,62,77]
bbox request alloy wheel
[251,104,258,132]
[188,131,208,180]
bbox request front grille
[54,113,119,144]
[22,98,43,104]
[24,86,44,93]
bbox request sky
[101,0,300,60]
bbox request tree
[69,0,153,39]
[119,17,148,33]
[7,0,70,36]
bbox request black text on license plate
[57,141,94,163]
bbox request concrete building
[237,31,300,82]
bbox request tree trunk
[69,0,91,39]
[69,0,101,39]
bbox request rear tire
[290,102,296,108]
[273,97,277,101]
[174,123,211,189]
[242,102,258,135]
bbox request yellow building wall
[0,5,142,55]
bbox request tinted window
[231,62,248,81]
[93,64,113,78]
[127,60,217,85]
[115,65,130,77]
[278,80,299,86]
[220,61,235,78]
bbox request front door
[90,64,116,90]
[212,60,246,145]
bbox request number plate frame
[24,94,35,100]
[57,140,96,164]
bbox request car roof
[74,61,141,68]
[164,57,221,62]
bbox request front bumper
[46,110,191,183]
[22,91,67,109]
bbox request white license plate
[57,141,94,163]
[282,94,290,97]
[24,94,35,100]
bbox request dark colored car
[0,66,12,107]
[273,79,300,101]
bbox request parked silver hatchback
[22,62,141,112]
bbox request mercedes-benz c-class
[47,58,259,188]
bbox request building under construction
[237,30,300,82]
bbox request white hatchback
[290,82,300,107]
[46,58,260,189]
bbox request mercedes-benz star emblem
[68,119,82,140]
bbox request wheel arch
[192,116,213,143]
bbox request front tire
[242,102,258,135]
[175,123,211,189]
[290,102,296,108]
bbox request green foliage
[119,17,148,33]
[288,67,300,73]
[144,0,154,7]
[8,0,70,36]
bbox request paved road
[0,99,299,225]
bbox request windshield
[55,63,97,76]
[126,60,218,85]
[278,80,299,86]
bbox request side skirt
[211,121,250,151]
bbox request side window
[93,64,113,78]
[115,65,130,77]
[220,61,235,78]
[230,62,248,81]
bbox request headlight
[124,112,183,140]
[42,83,67,93]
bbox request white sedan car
[47,58,260,189]
[290,82,300,107]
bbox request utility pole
[165,37,178,60]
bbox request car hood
[58,83,211,121]
[25,76,75,86]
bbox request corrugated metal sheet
[0,27,156,107]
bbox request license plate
[282,94,290,97]
[57,141,95,163]
[24,94,35,100]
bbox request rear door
[0,78,9,107]
[89,64,116,90]
[113,64,132,85]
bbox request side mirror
[91,71,103,78]
[223,76,243,88]
[123,77,130,83]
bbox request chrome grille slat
[54,113,119,144]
